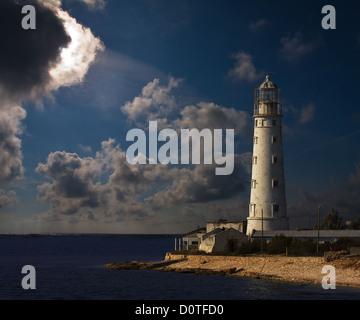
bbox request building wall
[199,228,248,253]
[212,229,248,252]
[199,236,215,253]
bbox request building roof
[251,229,360,239]
[181,227,206,238]
[259,75,277,89]
[202,227,246,241]
[201,228,223,241]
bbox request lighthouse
[247,75,289,235]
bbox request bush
[288,239,316,256]
[236,239,263,254]
[267,235,293,254]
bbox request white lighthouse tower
[247,75,289,235]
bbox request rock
[324,250,348,262]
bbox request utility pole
[261,209,264,253]
[317,206,321,254]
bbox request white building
[176,227,206,250]
[176,221,248,253]
[199,227,248,253]
[247,75,289,235]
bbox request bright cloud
[228,51,263,82]
[121,77,181,127]
[48,8,104,91]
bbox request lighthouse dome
[259,75,277,89]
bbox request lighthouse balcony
[254,105,282,117]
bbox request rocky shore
[106,251,360,288]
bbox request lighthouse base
[246,217,289,236]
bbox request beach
[107,252,360,288]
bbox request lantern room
[254,75,282,117]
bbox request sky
[0,0,360,234]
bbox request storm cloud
[0,0,71,105]
[35,77,253,223]
[36,139,160,220]
[0,0,103,212]
[35,138,252,223]
[145,153,252,208]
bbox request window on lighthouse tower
[251,179,257,188]
[272,179,279,188]
[272,204,280,216]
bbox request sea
[0,233,360,302]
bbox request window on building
[272,204,280,216]
[272,136,277,143]
[251,179,256,189]
[261,119,265,126]
[250,204,256,216]
[272,156,278,164]
[255,120,258,127]
[272,179,279,188]
[272,119,277,126]
[254,136,258,144]
[253,156,257,164]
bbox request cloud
[37,77,253,225]
[36,139,164,220]
[279,32,318,62]
[36,151,103,214]
[0,0,71,106]
[145,153,251,208]
[283,102,316,124]
[121,77,252,135]
[62,49,170,110]
[0,106,26,184]
[228,51,263,82]
[0,0,104,226]
[298,103,316,124]
[47,8,104,93]
[248,19,267,31]
[0,0,103,207]
[76,0,106,10]
[78,144,92,153]
[121,77,181,128]
[289,161,360,227]
[36,137,252,224]
[173,102,251,135]
[0,189,16,209]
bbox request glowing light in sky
[48,7,104,90]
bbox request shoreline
[106,252,360,288]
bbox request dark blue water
[0,234,359,300]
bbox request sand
[161,253,360,287]
[106,252,360,288]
